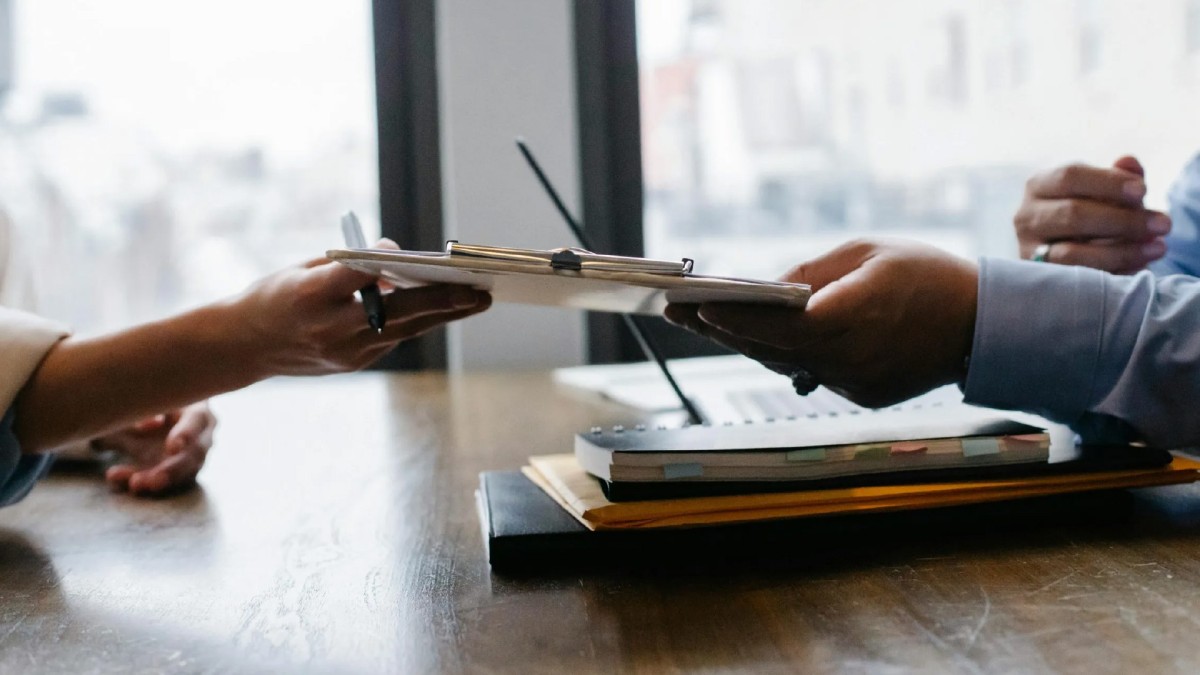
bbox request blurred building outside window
[638,0,1200,280]
[0,0,379,333]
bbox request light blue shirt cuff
[962,258,1200,446]
[1157,153,1200,276]
[0,407,53,507]
[963,257,1109,426]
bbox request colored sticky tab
[854,445,890,460]
[662,463,703,480]
[1006,434,1045,444]
[890,442,928,455]
[962,438,1002,457]
[786,448,827,462]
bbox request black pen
[340,211,387,333]
[515,137,706,426]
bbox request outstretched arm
[13,249,489,453]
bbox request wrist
[202,295,277,385]
[959,273,978,387]
[944,258,979,389]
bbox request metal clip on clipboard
[447,242,695,275]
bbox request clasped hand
[1014,156,1171,273]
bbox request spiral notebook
[575,397,1061,500]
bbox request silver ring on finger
[1031,243,1053,263]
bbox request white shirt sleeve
[0,211,72,505]
[0,310,67,505]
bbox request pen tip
[369,316,385,333]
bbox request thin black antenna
[516,137,706,425]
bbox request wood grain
[2,371,1200,673]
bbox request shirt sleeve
[0,306,69,506]
[963,257,1200,448]
[1151,153,1200,277]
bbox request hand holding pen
[336,212,492,347]
[341,211,389,333]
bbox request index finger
[383,284,490,323]
[304,258,382,300]
[694,304,826,350]
[674,305,814,364]
[1026,163,1146,206]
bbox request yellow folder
[523,453,1200,531]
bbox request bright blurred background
[2,0,1199,364]
[0,0,378,332]
[638,0,1200,279]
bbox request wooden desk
[4,371,1200,673]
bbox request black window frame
[372,0,447,369]
[573,0,731,363]
[375,0,726,368]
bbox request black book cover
[475,469,1150,573]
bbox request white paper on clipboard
[326,244,811,316]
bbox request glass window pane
[637,0,1200,279]
[0,0,378,331]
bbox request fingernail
[451,287,479,308]
[696,305,722,326]
[1123,180,1147,199]
[1142,239,1166,258]
[1148,215,1171,235]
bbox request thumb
[779,240,877,293]
[310,237,399,300]
[165,404,215,456]
[1113,155,1144,177]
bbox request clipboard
[327,242,811,315]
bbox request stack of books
[477,389,1200,570]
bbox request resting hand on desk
[90,401,216,496]
[1014,156,1171,273]
[664,239,977,408]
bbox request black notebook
[475,471,837,571]
[474,470,1155,572]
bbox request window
[0,1,379,332]
[1078,0,1105,74]
[1188,0,1200,53]
[631,0,1197,284]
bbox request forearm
[13,299,266,453]
[11,256,489,454]
[965,258,1200,448]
